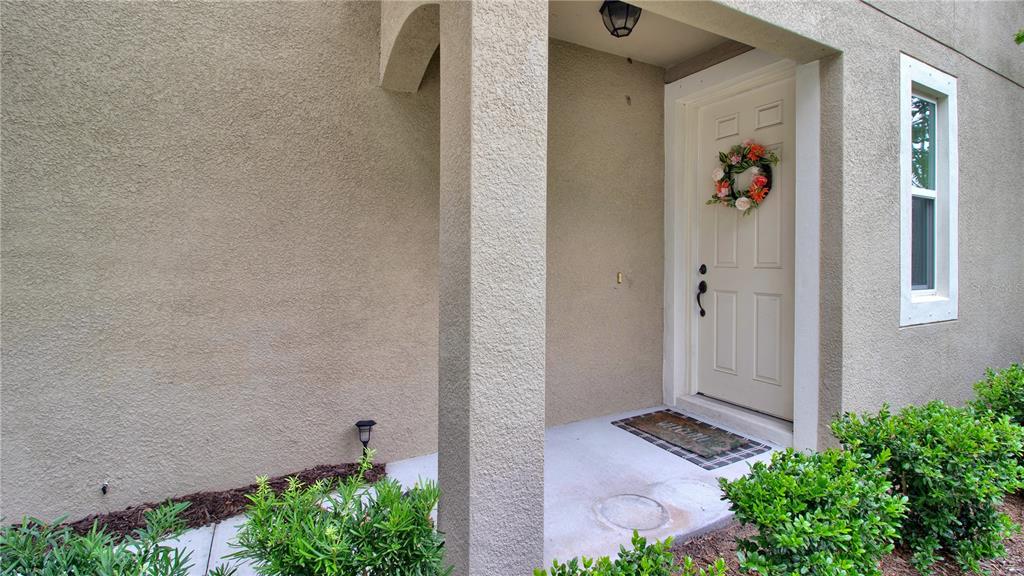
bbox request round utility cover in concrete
[597,494,669,530]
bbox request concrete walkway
[165,406,775,574]
[162,514,252,576]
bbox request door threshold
[673,394,793,447]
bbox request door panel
[715,208,738,268]
[713,290,737,374]
[695,75,795,421]
[753,292,781,385]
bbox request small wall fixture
[599,1,642,38]
[355,419,376,450]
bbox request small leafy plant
[231,449,450,576]
[534,531,726,576]
[972,363,1024,429]
[208,563,239,576]
[719,448,906,576]
[0,501,194,575]
[832,401,1024,573]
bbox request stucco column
[437,1,547,575]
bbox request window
[900,54,958,326]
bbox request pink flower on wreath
[729,154,741,165]
[716,180,731,198]
[753,174,768,188]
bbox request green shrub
[0,501,194,575]
[719,448,906,576]
[534,531,726,576]
[832,401,1024,573]
[972,363,1024,428]
[230,450,450,576]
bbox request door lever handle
[697,280,707,317]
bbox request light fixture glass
[355,419,376,449]
[599,1,642,38]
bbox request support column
[438,1,547,575]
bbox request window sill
[901,294,957,326]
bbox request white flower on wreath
[735,197,752,211]
[712,167,725,181]
[749,166,761,176]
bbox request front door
[695,74,795,421]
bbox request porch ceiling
[549,1,729,69]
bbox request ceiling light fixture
[599,1,642,38]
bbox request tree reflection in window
[911,95,936,190]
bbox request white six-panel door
[695,75,795,421]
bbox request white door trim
[792,61,821,450]
[663,50,821,450]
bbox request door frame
[663,50,821,450]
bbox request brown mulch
[61,462,385,539]
[672,492,1024,575]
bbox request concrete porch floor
[165,406,775,574]
[389,406,775,565]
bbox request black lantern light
[355,419,376,450]
[599,1,642,38]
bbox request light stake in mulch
[355,419,376,451]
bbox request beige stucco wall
[712,0,1024,417]
[436,2,549,571]
[547,40,665,426]
[379,1,438,92]
[867,0,1024,84]
[1,3,666,520]
[1,1,443,521]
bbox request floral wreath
[707,140,779,214]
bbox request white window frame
[900,54,958,326]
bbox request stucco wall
[866,0,1024,85]
[1,1,443,521]
[436,2,549,571]
[547,40,665,426]
[1,2,667,519]
[714,0,1024,416]
[379,1,438,92]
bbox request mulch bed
[672,492,1024,575]
[62,462,385,539]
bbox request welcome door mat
[612,409,771,470]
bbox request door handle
[697,280,707,317]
